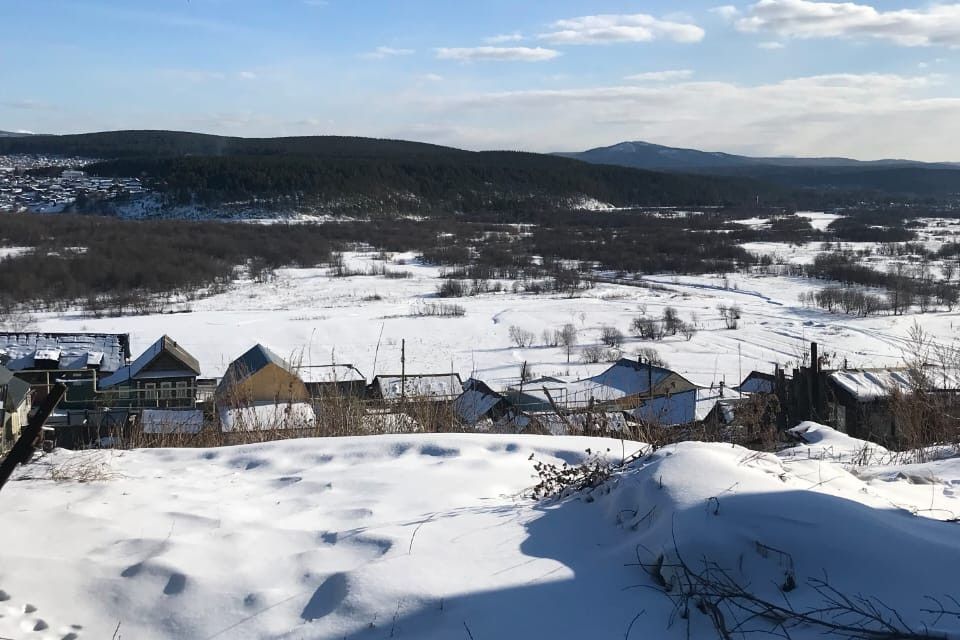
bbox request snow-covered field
[27,251,960,394]
[2,426,959,639]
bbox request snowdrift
[0,426,958,639]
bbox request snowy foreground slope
[2,430,960,639]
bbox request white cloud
[238,71,258,80]
[539,13,705,44]
[737,0,960,47]
[435,46,560,62]
[419,73,444,82]
[758,41,785,49]
[414,72,958,159]
[484,33,524,44]
[361,46,415,60]
[711,5,741,20]
[624,69,694,82]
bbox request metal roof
[0,332,130,374]
[99,335,201,389]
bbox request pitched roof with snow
[454,380,505,425]
[829,368,960,402]
[562,359,692,404]
[0,332,130,374]
[372,374,464,401]
[99,335,201,389]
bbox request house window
[119,386,131,400]
[160,382,173,399]
[176,381,189,400]
[145,383,158,404]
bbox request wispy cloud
[539,13,705,45]
[484,32,524,44]
[1,99,58,111]
[737,0,960,47]
[360,46,415,60]
[435,46,560,62]
[416,72,957,158]
[758,41,785,49]
[710,5,740,20]
[625,69,694,82]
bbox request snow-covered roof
[517,359,690,406]
[300,364,365,384]
[830,368,960,402]
[454,388,504,426]
[140,409,204,435]
[736,371,776,395]
[99,335,200,389]
[0,364,31,411]
[219,402,315,432]
[373,374,463,401]
[0,333,130,374]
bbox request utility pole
[400,339,406,401]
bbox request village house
[369,373,464,403]
[0,332,131,411]
[216,344,312,433]
[216,344,309,406]
[781,342,960,444]
[506,359,699,427]
[98,335,202,408]
[0,365,31,447]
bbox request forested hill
[0,130,783,212]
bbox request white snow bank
[219,402,316,432]
[782,420,890,463]
[1,433,958,639]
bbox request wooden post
[400,339,406,401]
[0,383,66,493]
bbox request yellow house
[216,344,308,407]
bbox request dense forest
[3,130,785,212]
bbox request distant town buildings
[0,154,148,213]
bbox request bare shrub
[632,316,663,341]
[600,325,625,348]
[509,325,536,348]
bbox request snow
[2,428,959,639]
[829,369,915,401]
[796,210,843,231]
[140,409,204,434]
[20,247,960,407]
[219,402,316,432]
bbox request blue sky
[2,0,959,159]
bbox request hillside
[0,130,783,212]
[560,140,960,196]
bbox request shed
[453,379,512,427]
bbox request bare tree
[558,323,578,363]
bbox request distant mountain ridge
[558,140,959,171]
[558,141,960,195]
[0,130,33,138]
